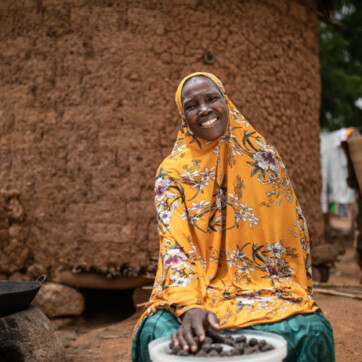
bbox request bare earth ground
[57,246,362,362]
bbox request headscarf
[137,72,317,330]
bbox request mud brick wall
[0,0,324,280]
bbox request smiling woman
[132,73,335,362]
[181,76,228,141]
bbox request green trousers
[132,310,335,362]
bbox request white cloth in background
[321,129,356,213]
[333,128,347,147]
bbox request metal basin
[0,275,46,318]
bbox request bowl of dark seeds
[148,329,287,362]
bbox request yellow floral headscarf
[137,72,317,330]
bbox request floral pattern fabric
[136,72,317,331]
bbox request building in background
[0,0,325,288]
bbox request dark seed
[258,339,267,349]
[235,335,247,343]
[193,335,201,346]
[177,349,189,356]
[208,349,219,357]
[235,343,245,355]
[220,350,233,356]
[171,345,181,354]
[261,344,275,352]
[213,344,223,353]
[206,329,224,343]
[202,343,212,353]
[196,350,208,357]
[223,338,234,346]
[249,337,258,347]
[205,337,213,344]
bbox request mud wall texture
[0,0,324,280]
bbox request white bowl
[148,330,287,362]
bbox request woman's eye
[186,104,196,110]
[208,96,218,102]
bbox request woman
[132,73,335,361]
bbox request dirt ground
[56,245,362,362]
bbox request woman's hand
[171,308,220,352]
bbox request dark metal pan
[0,275,46,318]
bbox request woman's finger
[177,328,189,351]
[171,332,179,347]
[192,317,206,342]
[183,323,198,352]
[207,312,220,330]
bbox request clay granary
[0,0,326,290]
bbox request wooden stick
[313,282,362,290]
[314,287,362,300]
[141,286,153,290]
[143,275,156,279]
[136,302,148,307]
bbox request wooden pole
[314,287,362,300]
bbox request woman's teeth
[201,117,217,127]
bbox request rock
[33,282,85,318]
[0,305,65,361]
[27,264,48,279]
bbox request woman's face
[181,76,228,141]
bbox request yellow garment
[346,127,354,139]
[346,127,357,139]
[137,72,318,330]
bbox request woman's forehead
[181,76,221,103]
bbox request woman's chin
[197,125,227,141]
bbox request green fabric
[132,310,335,362]
[132,310,180,362]
[246,310,335,362]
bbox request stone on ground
[33,282,85,317]
[0,306,65,361]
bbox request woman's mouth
[201,117,218,127]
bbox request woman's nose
[199,103,210,115]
